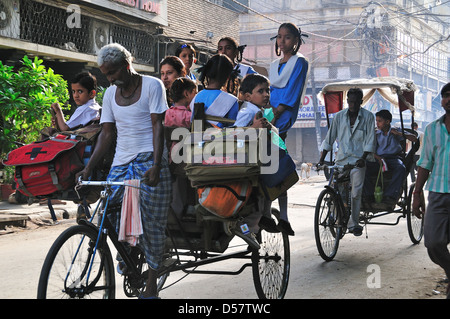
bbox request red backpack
[3,135,86,197]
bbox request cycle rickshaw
[314,77,424,261]
[34,108,291,299]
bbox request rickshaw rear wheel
[406,183,424,244]
[252,208,290,299]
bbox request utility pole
[310,66,323,154]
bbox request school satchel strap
[208,184,247,202]
[375,164,383,189]
[197,182,253,218]
[204,115,236,124]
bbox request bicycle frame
[76,180,256,279]
[75,180,145,286]
[322,164,411,227]
[328,165,352,230]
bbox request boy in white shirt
[51,72,101,131]
[235,74,295,235]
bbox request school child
[234,74,293,234]
[175,43,197,81]
[268,22,310,236]
[217,37,257,78]
[364,110,417,209]
[218,37,257,97]
[190,54,239,128]
[51,72,101,131]
[164,77,198,160]
[234,74,271,128]
[269,23,309,135]
[164,77,198,218]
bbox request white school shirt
[65,99,101,129]
[234,101,261,127]
[100,76,168,167]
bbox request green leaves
[0,56,69,157]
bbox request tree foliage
[0,56,69,157]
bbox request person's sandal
[277,219,295,236]
[258,216,279,233]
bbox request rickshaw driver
[318,88,376,236]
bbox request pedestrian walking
[412,82,450,299]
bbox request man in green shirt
[413,82,450,299]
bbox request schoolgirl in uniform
[268,22,310,235]
[190,54,239,128]
[217,37,257,79]
[175,43,197,81]
[269,23,310,137]
[218,37,257,97]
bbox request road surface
[0,175,447,299]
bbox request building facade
[0,0,241,93]
[240,0,449,163]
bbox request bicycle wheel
[252,208,290,299]
[406,184,424,244]
[122,246,170,297]
[314,188,341,261]
[37,225,115,299]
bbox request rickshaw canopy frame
[318,77,416,116]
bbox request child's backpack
[3,135,86,198]
[184,128,261,186]
[197,181,253,218]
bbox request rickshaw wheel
[406,184,424,244]
[252,208,290,299]
[314,188,342,261]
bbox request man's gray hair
[97,43,133,66]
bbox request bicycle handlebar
[316,163,356,171]
[76,177,146,188]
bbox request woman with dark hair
[160,56,186,105]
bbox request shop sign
[297,95,327,120]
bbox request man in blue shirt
[364,110,417,209]
[319,88,375,236]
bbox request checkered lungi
[107,152,172,270]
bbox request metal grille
[111,25,154,65]
[20,0,91,53]
[12,0,154,66]
[0,0,20,39]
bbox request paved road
[0,175,447,299]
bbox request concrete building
[0,0,169,87]
[0,0,241,97]
[239,0,449,164]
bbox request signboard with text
[297,95,327,120]
[80,0,168,26]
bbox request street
[0,175,447,299]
